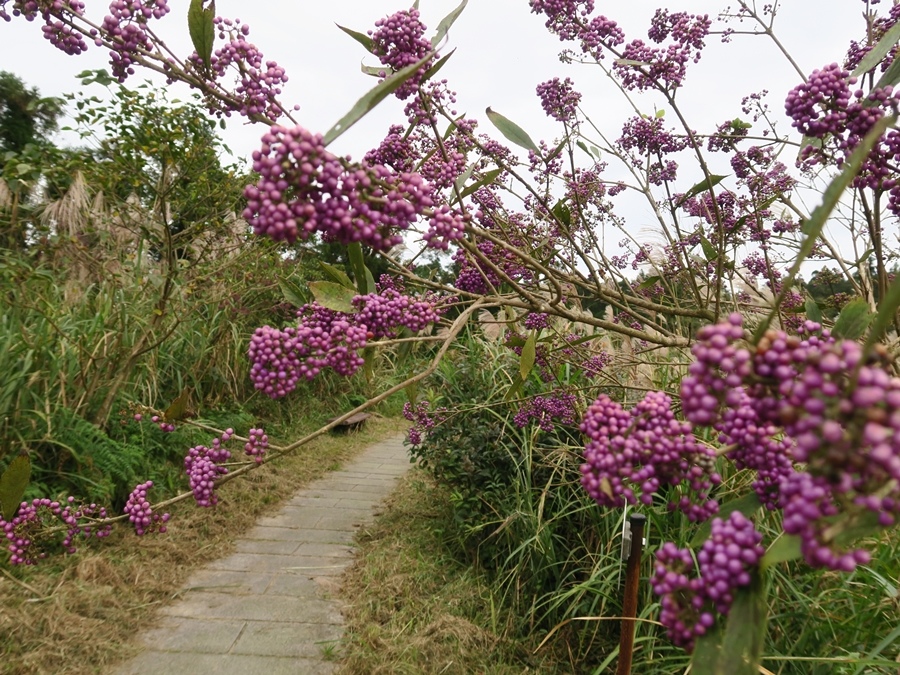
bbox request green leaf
[675,174,728,208]
[720,573,767,675]
[0,453,31,521]
[519,331,536,381]
[361,64,386,78]
[163,387,192,422]
[805,299,823,324]
[504,372,525,401]
[700,234,718,262]
[485,107,539,153]
[638,275,661,290]
[336,24,375,54]
[576,140,592,158]
[875,48,900,90]
[852,20,900,77]
[348,242,370,295]
[187,0,215,72]
[308,281,357,313]
[761,534,802,571]
[318,261,354,289]
[279,276,310,308]
[431,0,468,47]
[864,272,900,347]
[691,624,724,675]
[855,247,874,266]
[690,492,762,547]
[832,298,873,339]
[420,48,455,83]
[323,52,434,146]
[453,162,477,195]
[458,168,502,200]
[552,200,571,228]
[363,346,375,383]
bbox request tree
[0,71,62,160]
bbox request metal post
[616,512,646,675]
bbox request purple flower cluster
[243,125,464,251]
[1,496,111,565]
[652,511,764,650]
[244,427,268,464]
[123,480,170,535]
[580,391,721,521]
[514,390,577,431]
[536,77,582,124]
[353,287,442,337]
[523,312,550,330]
[369,8,433,100]
[184,429,234,507]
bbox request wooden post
[616,512,646,675]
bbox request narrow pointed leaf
[0,453,31,521]
[519,331,536,381]
[700,234,718,262]
[337,24,375,54]
[459,168,502,200]
[864,272,900,347]
[279,276,310,307]
[832,298,873,339]
[690,492,761,547]
[761,534,802,571]
[431,0,468,47]
[486,107,540,153]
[309,281,357,313]
[318,261,354,289]
[324,53,434,146]
[852,21,900,77]
[348,242,370,295]
[164,387,193,422]
[675,174,728,208]
[187,0,215,71]
[805,299,823,324]
[720,574,767,675]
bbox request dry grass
[337,471,564,675]
[0,416,407,675]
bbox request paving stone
[233,538,301,555]
[243,526,356,544]
[182,570,273,595]
[263,572,322,597]
[285,495,341,508]
[208,553,300,574]
[161,591,344,623]
[293,542,354,559]
[139,617,245,653]
[229,621,343,658]
[113,651,335,675]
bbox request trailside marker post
[617,512,647,675]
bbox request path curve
[111,434,410,675]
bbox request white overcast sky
[1,0,863,164]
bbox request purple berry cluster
[249,290,444,399]
[100,0,169,80]
[369,8,433,100]
[514,390,578,432]
[652,511,764,650]
[243,125,464,251]
[580,391,721,521]
[403,400,447,446]
[682,313,900,571]
[244,427,268,464]
[184,429,233,507]
[1,496,111,565]
[0,0,88,55]
[536,77,582,124]
[123,480,170,535]
[188,17,288,121]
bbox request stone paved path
[111,434,409,675]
